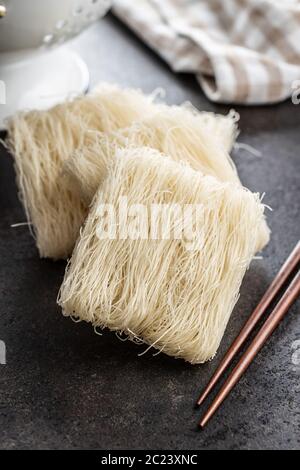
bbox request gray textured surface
[0,15,299,450]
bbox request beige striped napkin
[113,0,300,104]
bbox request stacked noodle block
[64,108,269,253]
[58,148,268,364]
[7,83,241,259]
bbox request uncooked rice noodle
[7,83,240,259]
[58,147,268,364]
[64,107,269,253]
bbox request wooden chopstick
[197,240,300,407]
[199,268,300,428]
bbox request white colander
[0,0,112,128]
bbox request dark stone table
[0,15,299,450]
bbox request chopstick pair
[197,240,300,428]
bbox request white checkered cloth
[113,0,300,104]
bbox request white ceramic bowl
[0,0,112,127]
[0,0,112,51]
